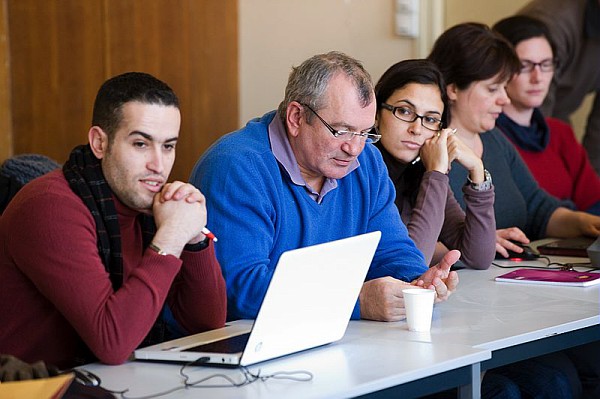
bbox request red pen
[202,227,218,242]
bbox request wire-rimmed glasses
[300,103,381,143]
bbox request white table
[350,262,600,369]
[82,262,599,399]
[84,326,489,399]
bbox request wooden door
[3,0,238,182]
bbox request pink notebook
[495,269,600,287]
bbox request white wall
[445,0,528,26]
[238,0,526,127]
[239,0,591,139]
[446,0,591,140]
[238,0,415,126]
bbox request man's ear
[446,83,459,102]
[286,101,304,138]
[88,126,109,159]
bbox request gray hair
[277,51,374,123]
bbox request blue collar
[496,109,550,152]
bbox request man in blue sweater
[191,52,460,321]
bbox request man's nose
[341,135,365,156]
[147,147,165,174]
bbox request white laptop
[134,231,381,367]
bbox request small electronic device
[135,232,381,367]
[537,237,596,258]
[586,236,600,268]
[70,369,101,387]
[495,242,539,261]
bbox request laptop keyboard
[183,332,250,354]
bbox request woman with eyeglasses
[494,17,600,399]
[374,59,496,270]
[429,22,600,398]
[493,15,600,216]
[428,22,600,261]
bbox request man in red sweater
[0,72,227,370]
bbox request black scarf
[0,175,23,215]
[586,0,600,39]
[496,109,550,152]
[374,141,425,211]
[63,144,166,348]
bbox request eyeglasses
[520,59,556,73]
[300,103,381,143]
[381,103,442,132]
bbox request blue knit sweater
[191,111,427,320]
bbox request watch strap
[148,243,169,256]
[468,169,492,191]
[184,237,210,252]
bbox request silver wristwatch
[467,169,492,191]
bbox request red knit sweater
[0,170,226,369]
[509,117,600,212]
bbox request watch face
[484,169,492,183]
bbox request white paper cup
[402,288,435,332]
